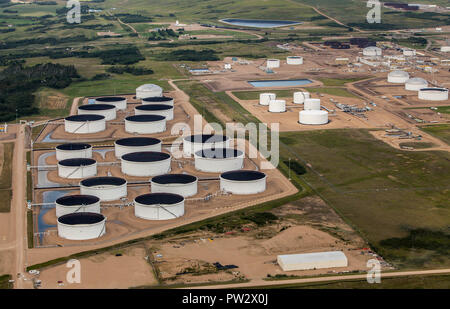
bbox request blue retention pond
[220,18,302,28]
[248,79,313,87]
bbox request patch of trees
[0,63,79,121]
[283,160,306,176]
[89,46,145,65]
[113,13,152,23]
[35,1,57,5]
[90,73,111,81]
[148,28,179,41]
[0,28,14,33]
[156,49,219,61]
[58,23,114,30]
[380,229,449,254]
[3,9,17,13]
[106,65,153,75]
[393,36,427,47]
[0,35,95,50]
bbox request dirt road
[70,97,82,116]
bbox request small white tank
[268,100,286,113]
[259,93,276,106]
[304,98,321,111]
[293,92,310,104]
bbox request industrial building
[124,115,166,134]
[135,104,174,121]
[194,148,244,173]
[136,84,163,99]
[57,212,106,240]
[286,56,303,65]
[387,70,410,83]
[94,96,127,110]
[151,173,198,197]
[134,193,185,220]
[269,99,286,113]
[142,96,174,106]
[55,195,101,218]
[259,93,276,106]
[114,137,162,159]
[299,110,329,125]
[277,251,348,271]
[304,98,321,111]
[405,77,428,91]
[121,151,171,177]
[78,104,116,121]
[80,176,127,202]
[220,170,266,195]
[363,46,382,57]
[64,115,106,134]
[418,88,449,101]
[57,158,97,179]
[403,49,416,57]
[183,134,230,157]
[55,143,92,161]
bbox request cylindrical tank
[151,174,198,197]
[194,148,244,173]
[136,84,163,99]
[142,96,174,106]
[269,99,286,113]
[121,152,171,177]
[80,177,127,202]
[135,104,174,121]
[266,59,280,68]
[441,46,450,52]
[134,193,184,221]
[78,104,116,121]
[286,56,303,65]
[418,88,449,101]
[58,158,97,179]
[304,98,321,111]
[94,97,127,110]
[125,115,166,134]
[387,70,410,83]
[55,195,101,218]
[259,93,276,106]
[183,134,230,157]
[114,137,162,159]
[57,212,106,240]
[64,115,106,134]
[405,77,428,91]
[220,170,266,195]
[56,143,92,161]
[299,110,329,125]
[293,92,310,104]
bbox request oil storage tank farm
[387,70,410,83]
[405,77,428,91]
[259,93,276,106]
[293,92,310,104]
[78,104,116,121]
[57,212,106,240]
[125,115,166,134]
[135,104,174,121]
[142,96,174,106]
[151,174,198,197]
[418,88,449,101]
[269,100,286,113]
[134,193,184,221]
[115,137,162,159]
[136,84,163,99]
[55,195,100,218]
[80,176,127,201]
[64,115,106,134]
[220,170,267,195]
[94,97,127,110]
[58,158,97,179]
[183,134,230,157]
[194,148,244,173]
[56,143,92,161]
[121,151,171,177]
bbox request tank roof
[94,96,126,102]
[135,104,173,111]
[81,176,126,187]
[58,212,105,225]
[78,104,115,111]
[58,158,96,167]
[136,84,163,91]
[152,173,197,184]
[56,143,92,151]
[420,88,448,92]
[142,96,173,103]
[65,115,105,122]
[221,170,266,181]
[122,151,170,162]
[135,193,184,205]
[195,148,243,159]
[184,134,229,143]
[115,137,161,147]
[125,115,166,122]
[56,194,100,206]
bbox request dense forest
[156,49,219,61]
[0,63,79,121]
[106,66,153,75]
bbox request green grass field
[420,124,450,145]
[435,106,450,114]
[232,87,358,100]
[0,274,12,289]
[0,142,14,213]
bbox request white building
[277,251,348,271]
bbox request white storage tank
[304,98,321,111]
[57,212,106,240]
[80,177,127,202]
[125,115,166,134]
[151,174,198,197]
[259,93,276,106]
[135,104,174,121]
[136,84,163,99]
[403,49,416,57]
[121,151,171,177]
[387,70,410,83]
[418,88,449,101]
[269,99,286,113]
[267,59,280,68]
[277,251,348,271]
[56,143,92,161]
[94,97,127,110]
[293,92,310,104]
[405,77,428,91]
[183,134,230,157]
[194,148,244,173]
[58,158,97,179]
[64,115,106,134]
[55,195,101,218]
[114,137,162,159]
[286,56,303,65]
[299,110,329,125]
[135,193,184,221]
[142,96,174,106]
[440,46,450,52]
[220,170,266,195]
[363,46,382,57]
[78,104,116,121]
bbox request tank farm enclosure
[28,86,296,248]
